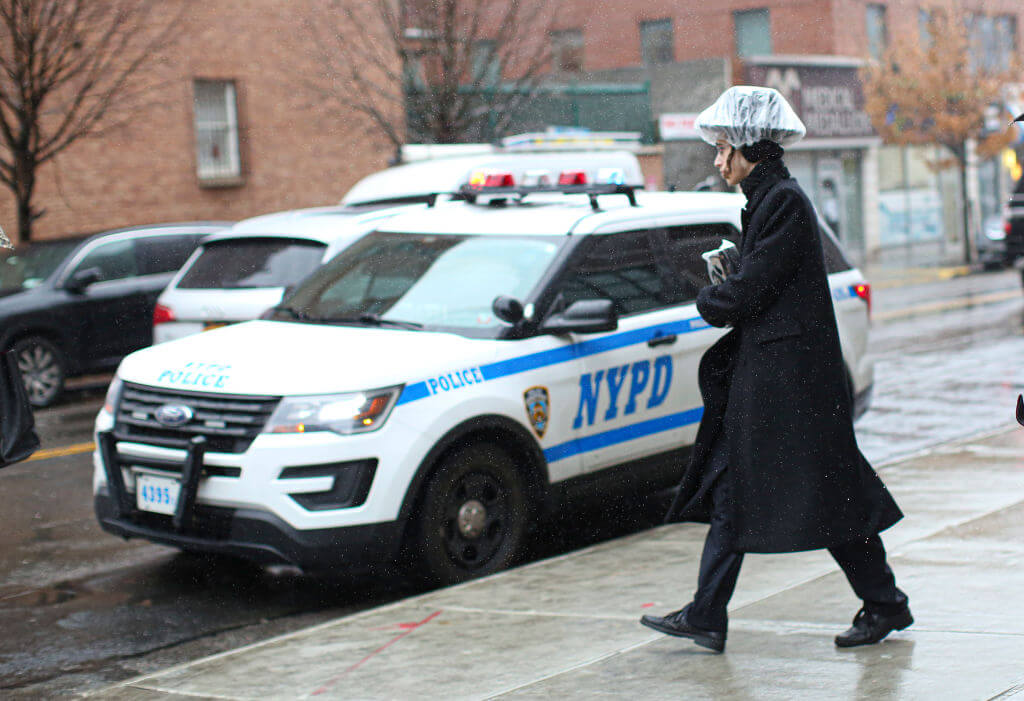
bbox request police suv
[93,174,872,584]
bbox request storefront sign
[745,61,876,140]
[658,113,701,141]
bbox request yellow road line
[874,289,1022,322]
[24,441,95,462]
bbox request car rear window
[818,220,853,274]
[176,238,325,289]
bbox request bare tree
[307,0,559,155]
[0,0,184,243]
[860,2,1019,263]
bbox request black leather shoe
[640,607,726,652]
[835,606,913,648]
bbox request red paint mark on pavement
[311,610,443,696]
[641,603,655,608]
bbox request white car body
[94,189,873,580]
[153,204,424,344]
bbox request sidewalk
[90,426,1024,700]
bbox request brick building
[2,1,396,245]
[541,0,1024,264]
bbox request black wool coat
[665,158,902,553]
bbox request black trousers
[686,471,909,633]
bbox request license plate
[136,473,181,515]
[204,321,230,331]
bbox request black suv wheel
[408,442,528,585]
[13,336,65,408]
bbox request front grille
[115,383,280,453]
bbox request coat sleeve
[696,188,811,327]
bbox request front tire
[12,336,65,408]
[407,442,528,586]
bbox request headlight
[263,386,402,435]
[102,376,123,414]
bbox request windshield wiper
[268,305,317,322]
[321,312,424,330]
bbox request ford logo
[154,403,194,427]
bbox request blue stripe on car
[543,407,704,463]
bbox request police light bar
[455,181,640,211]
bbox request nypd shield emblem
[524,386,549,438]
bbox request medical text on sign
[573,355,673,429]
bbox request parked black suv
[0,223,228,407]
[1004,176,1024,282]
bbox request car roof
[374,191,746,237]
[341,151,644,206]
[85,221,231,241]
[206,204,424,245]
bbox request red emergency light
[557,170,588,186]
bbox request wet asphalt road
[2,267,1022,697]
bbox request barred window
[640,19,674,65]
[193,80,241,184]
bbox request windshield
[281,231,564,335]
[0,239,80,292]
[176,238,325,290]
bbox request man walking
[640,86,911,652]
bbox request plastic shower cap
[695,86,806,148]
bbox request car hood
[117,320,502,396]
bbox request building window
[866,4,888,60]
[552,29,584,73]
[471,40,500,84]
[968,13,1017,71]
[640,19,674,65]
[734,9,771,58]
[193,80,241,184]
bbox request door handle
[647,333,677,347]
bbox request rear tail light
[1005,220,1012,236]
[853,282,871,317]
[153,303,175,326]
[558,170,588,185]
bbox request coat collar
[740,157,791,216]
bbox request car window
[176,238,325,289]
[0,239,80,292]
[662,224,739,303]
[72,238,137,282]
[285,231,563,332]
[817,218,853,274]
[136,235,205,276]
[1015,176,1024,195]
[554,230,671,316]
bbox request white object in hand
[0,225,9,249]
[701,239,739,284]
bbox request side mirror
[492,295,524,324]
[65,267,102,293]
[541,299,617,335]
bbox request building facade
[543,0,1024,265]
[1,1,396,245]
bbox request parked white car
[154,151,645,344]
[95,176,871,585]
